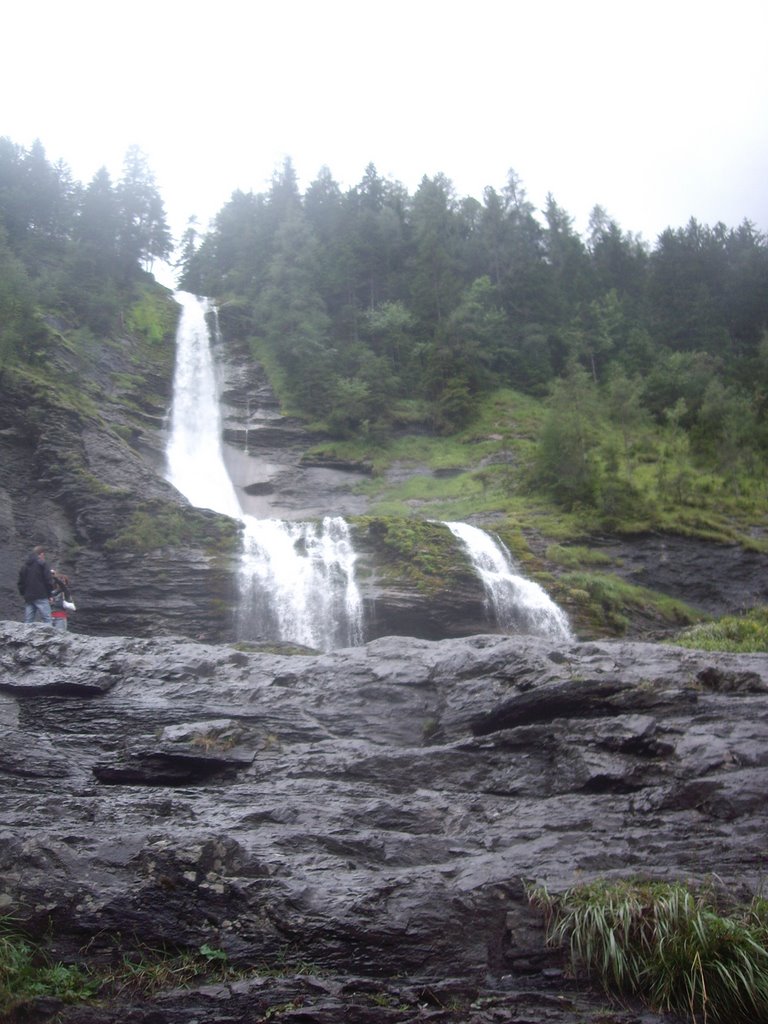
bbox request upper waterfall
[166,293,241,518]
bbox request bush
[126,285,178,344]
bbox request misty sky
[4,0,767,250]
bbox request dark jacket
[17,553,53,602]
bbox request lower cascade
[445,521,573,640]
[166,291,363,651]
[238,516,363,650]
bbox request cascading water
[445,521,572,640]
[238,516,362,650]
[166,293,241,518]
[166,291,363,651]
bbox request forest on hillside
[178,157,768,516]
[0,137,171,353]
[2,138,768,524]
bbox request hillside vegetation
[177,155,768,538]
[2,137,767,644]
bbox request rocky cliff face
[0,304,520,647]
[1,287,766,650]
[2,622,766,1022]
[0,306,242,643]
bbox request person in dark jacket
[17,545,54,625]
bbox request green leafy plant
[0,917,99,1013]
[527,878,768,1023]
[198,943,229,964]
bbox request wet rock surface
[2,622,767,1021]
[596,532,768,613]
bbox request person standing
[17,545,54,625]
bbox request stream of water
[445,521,572,640]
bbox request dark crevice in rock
[470,678,636,735]
[93,749,254,786]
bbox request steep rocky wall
[0,298,243,642]
[2,287,765,650]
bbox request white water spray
[445,521,572,640]
[166,292,363,651]
[238,516,363,650]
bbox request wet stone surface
[2,622,767,1021]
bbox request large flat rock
[1,622,766,1021]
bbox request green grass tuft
[670,606,768,652]
[559,571,702,636]
[0,918,99,1013]
[527,878,768,1024]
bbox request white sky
[3,0,767,250]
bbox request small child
[50,570,75,632]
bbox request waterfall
[166,291,363,651]
[238,516,363,650]
[166,293,241,518]
[445,521,572,640]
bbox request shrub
[125,285,178,345]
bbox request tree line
[177,160,768,486]
[0,137,171,361]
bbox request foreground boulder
[1,621,767,1022]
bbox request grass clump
[671,606,768,653]
[0,917,238,1017]
[546,544,615,570]
[527,878,768,1024]
[352,515,472,596]
[560,571,701,636]
[107,942,235,998]
[105,502,241,556]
